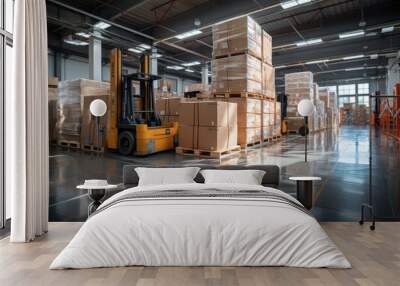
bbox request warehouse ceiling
[47,0,400,86]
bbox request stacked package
[155,97,182,124]
[178,101,237,151]
[274,102,282,136]
[211,16,274,96]
[211,16,276,146]
[285,72,314,133]
[261,99,275,139]
[354,105,369,125]
[57,79,110,147]
[48,76,59,143]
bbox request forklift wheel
[118,131,135,155]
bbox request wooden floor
[0,222,398,286]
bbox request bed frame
[122,165,280,188]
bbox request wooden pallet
[240,140,262,149]
[82,144,104,153]
[176,145,241,159]
[213,92,263,99]
[58,140,80,149]
[213,51,262,60]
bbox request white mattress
[50,183,351,269]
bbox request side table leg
[297,181,313,210]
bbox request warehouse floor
[49,126,400,222]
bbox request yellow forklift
[106,48,178,156]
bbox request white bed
[50,182,351,269]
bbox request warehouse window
[338,84,356,95]
[358,95,370,106]
[321,86,337,94]
[339,96,356,107]
[357,83,369,94]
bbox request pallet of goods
[285,72,314,133]
[211,16,275,147]
[176,101,240,159]
[261,99,275,142]
[56,79,110,149]
[48,76,59,144]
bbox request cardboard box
[229,124,238,147]
[228,98,261,114]
[287,117,305,132]
[212,54,262,83]
[262,63,275,97]
[167,97,182,115]
[212,79,262,94]
[198,126,229,151]
[238,113,261,128]
[262,30,272,65]
[155,98,167,115]
[179,102,199,126]
[238,127,261,147]
[179,125,198,149]
[212,16,262,59]
[198,101,229,127]
[262,126,273,138]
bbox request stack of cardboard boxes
[285,72,314,133]
[48,76,59,143]
[210,16,277,147]
[57,79,110,148]
[262,99,275,139]
[155,97,182,124]
[178,101,238,152]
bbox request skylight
[342,55,364,60]
[175,29,203,40]
[381,26,394,33]
[167,66,184,70]
[185,69,194,73]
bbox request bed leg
[359,203,375,231]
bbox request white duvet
[50,183,351,269]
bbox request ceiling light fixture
[381,26,394,33]
[370,54,379,59]
[175,29,203,40]
[185,69,194,73]
[75,32,91,38]
[166,66,184,70]
[345,67,365,71]
[339,30,365,39]
[281,0,311,10]
[275,65,287,69]
[64,39,89,46]
[305,59,327,65]
[151,53,162,58]
[128,48,143,54]
[139,43,152,50]
[94,21,111,30]
[182,61,201,67]
[296,38,323,47]
[342,54,364,60]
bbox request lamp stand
[304,116,308,162]
[96,116,100,153]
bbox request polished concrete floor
[49,126,400,222]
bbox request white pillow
[135,167,201,186]
[200,169,266,185]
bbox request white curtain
[8,0,49,242]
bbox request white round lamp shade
[90,99,107,117]
[297,99,314,116]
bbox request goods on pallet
[274,102,282,136]
[211,54,262,94]
[261,99,275,140]
[319,88,329,108]
[354,105,369,125]
[57,79,110,148]
[48,76,58,143]
[339,103,368,125]
[212,16,262,59]
[285,72,314,116]
[178,101,237,151]
[262,30,272,65]
[262,63,275,98]
[287,117,305,133]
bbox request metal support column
[89,32,102,81]
[150,48,158,90]
[201,63,208,87]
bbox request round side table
[77,184,118,216]
[289,176,322,210]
